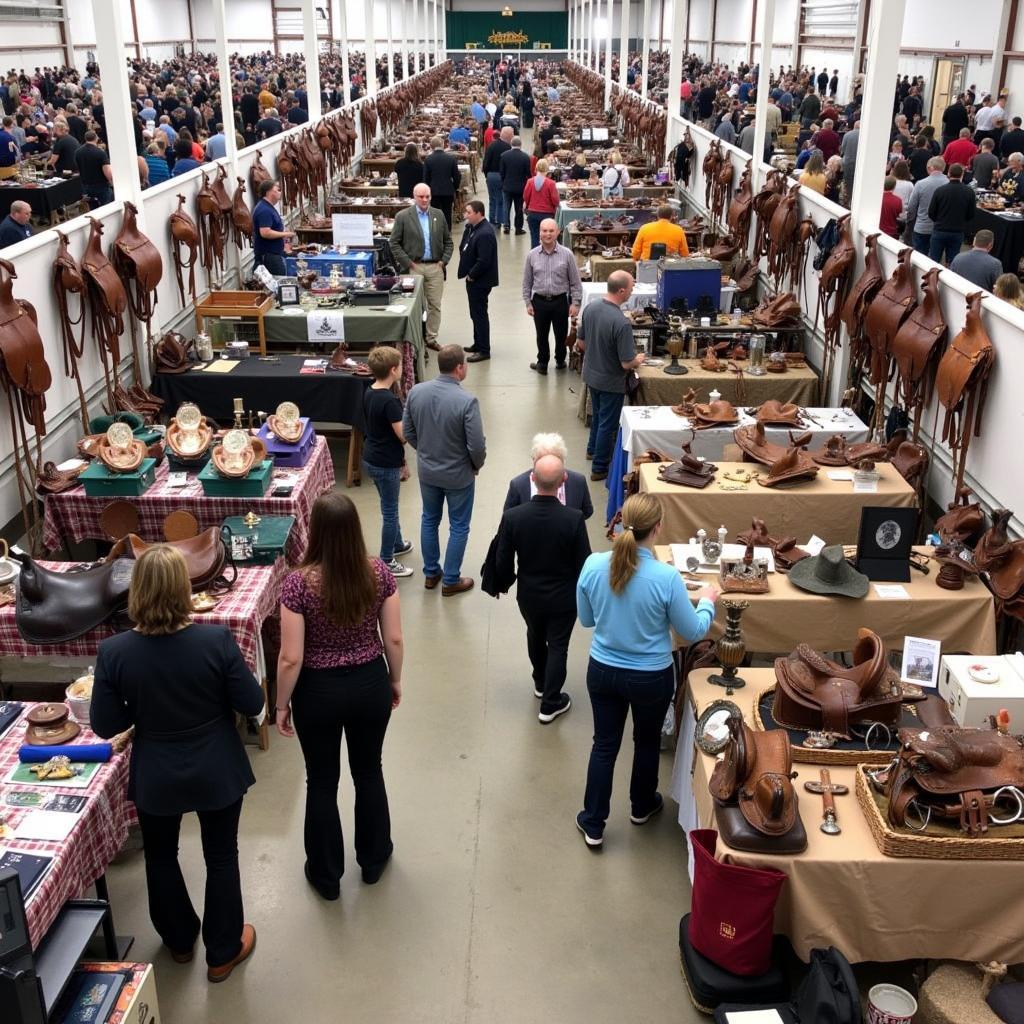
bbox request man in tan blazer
[389,183,454,351]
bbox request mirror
[695,700,741,755]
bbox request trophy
[708,600,750,693]
[664,315,689,375]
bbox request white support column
[618,0,629,87]
[640,0,650,97]
[385,0,395,86]
[603,0,613,107]
[848,0,905,237]
[568,1,574,63]
[211,0,240,284]
[365,0,379,96]
[750,0,774,185]
[90,0,143,210]
[413,0,421,72]
[584,0,591,68]
[302,0,323,120]
[434,0,440,65]
[666,0,685,126]
[405,0,414,80]
[790,2,800,71]
[440,0,446,61]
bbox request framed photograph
[278,283,299,307]
[855,506,918,581]
[901,636,941,690]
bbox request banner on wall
[445,11,568,50]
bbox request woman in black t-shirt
[362,346,413,578]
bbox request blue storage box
[283,249,375,278]
[656,257,722,312]
[257,418,316,468]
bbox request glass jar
[748,333,767,375]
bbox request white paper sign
[332,213,374,248]
[13,810,79,842]
[874,583,910,599]
[826,469,854,481]
[853,479,879,493]
[901,636,941,689]
[803,534,826,556]
[306,311,346,344]
[725,1011,786,1024]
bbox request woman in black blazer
[91,545,264,983]
[394,142,424,198]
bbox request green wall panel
[445,11,568,50]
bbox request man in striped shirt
[521,218,583,375]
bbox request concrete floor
[103,156,704,1023]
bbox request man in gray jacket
[403,345,487,595]
[904,156,949,255]
[839,121,858,204]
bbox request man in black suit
[503,432,593,520]
[458,200,498,362]
[481,125,512,226]
[494,453,592,723]
[423,135,462,228]
[499,135,531,235]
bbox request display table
[637,361,819,407]
[654,545,996,655]
[971,206,1024,275]
[0,175,83,223]
[283,249,375,277]
[669,668,1024,964]
[588,255,637,281]
[0,706,132,948]
[148,359,373,485]
[580,281,656,312]
[639,460,917,541]
[42,436,335,564]
[556,202,658,242]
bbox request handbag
[688,829,787,976]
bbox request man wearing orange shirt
[630,206,690,261]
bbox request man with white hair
[503,432,594,519]
[493,451,592,723]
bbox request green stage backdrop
[446,11,568,50]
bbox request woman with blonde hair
[275,490,404,898]
[568,152,590,181]
[91,545,263,982]
[575,494,717,847]
[994,273,1024,309]
[799,150,827,193]
[601,148,631,198]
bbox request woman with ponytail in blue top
[575,493,717,848]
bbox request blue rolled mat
[19,743,112,763]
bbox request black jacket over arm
[503,468,593,520]
[91,624,264,815]
[494,495,592,612]
[457,220,499,287]
[424,150,462,197]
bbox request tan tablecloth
[640,461,916,543]
[638,362,819,406]
[655,546,996,655]
[683,668,1024,964]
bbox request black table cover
[0,175,83,219]
[971,206,1024,275]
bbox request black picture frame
[278,284,299,307]
[856,506,919,582]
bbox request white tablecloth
[580,281,657,313]
[619,405,870,467]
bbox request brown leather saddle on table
[885,725,1024,837]
[840,233,884,388]
[814,213,856,404]
[107,527,233,593]
[773,628,925,739]
[752,401,804,427]
[934,487,986,546]
[737,518,811,572]
[657,453,717,489]
[112,200,163,371]
[935,291,995,494]
[35,461,85,495]
[750,291,801,328]
[891,266,948,441]
[155,331,196,374]
[709,713,807,854]
[13,552,134,643]
[81,217,128,409]
[691,400,738,429]
[810,435,887,467]
[52,230,90,431]
[972,508,1024,617]
[734,421,813,465]
[671,388,698,418]
[169,194,199,305]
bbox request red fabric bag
[688,829,787,976]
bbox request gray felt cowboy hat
[787,544,869,598]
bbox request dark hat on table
[788,544,869,598]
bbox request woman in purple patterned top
[275,491,404,899]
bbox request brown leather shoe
[424,573,443,590]
[207,924,257,983]
[442,577,475,596]
[169,947,194,964]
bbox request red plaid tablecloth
[42,436,336,565]
[0,560,288,672]
[0,707,132,948]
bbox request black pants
[137,798,244,967]
[503,190,524,231]
[532,293,569,367]
[291,657,393,890]
[254,251,286,275]
[431,194,454,228]
[518,601,576,710]
[466,281,492,354]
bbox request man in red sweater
[812,118,841,160]
[879,176,903,238]
[943,128,978,169]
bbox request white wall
[900,0,1001,53]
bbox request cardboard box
[938,654,1024,728]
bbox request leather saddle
[810,435,887,467]
[737,518,811,573]
[752,401,803,427]
[734,422,813,465]
[891,266,947,427]
[107,527,231,593]
[113,200,163,302]
[657,453,717,488]
[709,714,807,854]
[750,292,801,327]
[972,508,1024,613]
[232,177,253,248]
[840,232,884,344]
[169,194,199,305]
[155,331,195,374]
[934,487,986,546]
[726,161,754,244]
[13,553,134,643]
[751,169,787,259]
[863,246,917,386]
[196,172,228,276]
[250,151,271,193]
[756,446,819,487]
[52,230,89,429]
[0,257,52,437]
[773,628,925,738]
[886,726,1024,837]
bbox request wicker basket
[855,765,1024,860]
[752,687,901,766]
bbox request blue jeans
[485,172,504,225]
[587,387,626,474]
[419,480,475,585]
[929,229,963,266]
[526,211,545,248]
[580,657,675,835]
[912,231,931,256]
[363,461,406,561]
